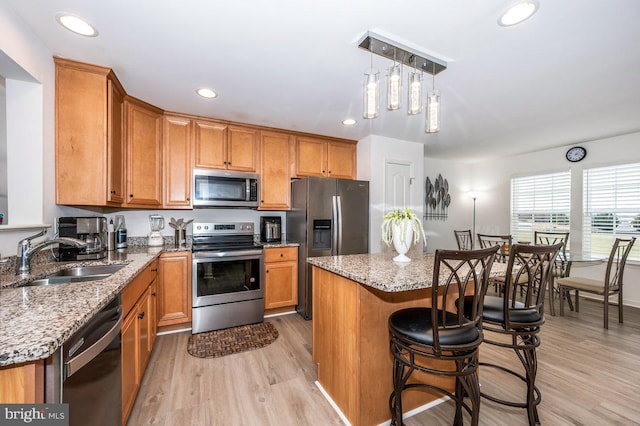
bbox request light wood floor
[128,297,640,425]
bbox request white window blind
[583,163,640,260]
[510,171,571,244]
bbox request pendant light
[357,31,447,130]
[407,57,423,115]
[363,46,380,119]
[426,63,440,133]
[386,52,402,110]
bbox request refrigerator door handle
[336,195,343,255]
[331,195,338,256]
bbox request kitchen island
[308,253,506,426]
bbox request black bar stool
[478,243,562,425]
[388,245,499,426]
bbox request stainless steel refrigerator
[286,177,369,319]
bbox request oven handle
[193,249,264,258]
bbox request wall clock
[566,146,587,162]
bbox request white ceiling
[6,0,640,161]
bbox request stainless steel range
[191,221,264,334]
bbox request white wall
[426,131,640,308]
[358,135,424,253]
[0,1,55,256]
[423,156,478,251]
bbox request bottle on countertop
[115,215,127,249]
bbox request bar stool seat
[390,308,482,350]
[480,296,542,324]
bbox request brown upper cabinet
[55,58,356,210]
[194,120,258,172]
[295,136,356,179]
[55,57,126,206]
[163,115,192,208]
[124,97,163,207]
[259,131,291,210]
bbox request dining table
[548,250,607,315]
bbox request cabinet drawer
[264,246,297,263]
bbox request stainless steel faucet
[16,229,87,275]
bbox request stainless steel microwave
[192,169,259,208]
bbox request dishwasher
[46,295,122,426]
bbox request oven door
[192,251,264,307]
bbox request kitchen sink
[22,264,126,287]
[45,264,126,277]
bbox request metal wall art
[425,173,450,220]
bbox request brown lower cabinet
[0,361,44,403]
[264,247,298,313]
[157,251,192,328]
[122,260,158,425]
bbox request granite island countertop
[307,253,507,293]
[0,245,187,367]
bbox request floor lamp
[468,192,479,249]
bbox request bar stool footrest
[478,361,541,409]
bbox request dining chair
[454,229,473,250]
[477,242,562,426]
[534,231,569,315]
[388,245,499,426]
[557,237,636,329]
[477,234,513,292]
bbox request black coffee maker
[260,216,282,243]
[58,217,108,261]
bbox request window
[583,163,640,261]
[510,171,571,244]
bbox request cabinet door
[137,288,152,376]
[107,78,125,204]
[121,311,138,424]
[259,131,290,210]
[148,279,158,351]
[55,59,110,206]
[227,126,258,171]
[296,136,327,177]
[264,260,298,309]
[163,116,192,208]
[194,120,227,169]
[158,252,192,327]
[327,141,356,179]
[126,99,163,206]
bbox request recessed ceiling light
[56,13,98,37]
[196,88,218,99]
[498,1,538,26]
[342,118,357,126]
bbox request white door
[384,160,412,211]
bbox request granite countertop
[307,253,507,293]
[0,245,187,367]
[260,241,300,248]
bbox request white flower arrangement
[381,207,427,247]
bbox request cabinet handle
[224,161,228,165]
[129,194,133,198]
[280,253,284,257]
[228,162,231,165]
[186,197,190,201]
[138,312,145,319]
[266,270,269,273]
[151,268,158,272]
[322,170,325,173]
[151,292,156,296]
